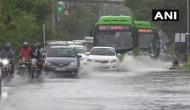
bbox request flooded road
[0,56,190,110]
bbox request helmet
[23,42,29,48]
[31,43,36,49]
[4,42,11,51]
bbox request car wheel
[72,70,79,78]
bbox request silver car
[43,46,81,77]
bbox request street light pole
[52,0,55,37]
[43,24,46,46]
[187,0,190,63]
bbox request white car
[86,47,119,70]
[70,45,87,59]
[69,45,87,66]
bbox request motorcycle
[149,50,157,59]
[18,57,30,76]
[0,58,12,94]
[149,44,159,60]
[30,58,43,81]
[1,59,12,81]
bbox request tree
[6,12,39,47]
[0,0,51,48]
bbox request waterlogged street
[0,56,190,110]
[0,0,189,109]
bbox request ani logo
[152,9,179,21]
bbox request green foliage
[0,0,51,49]
[7,12,39,47]
[0,1,99,46]
[182,62,190,70]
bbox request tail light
[22,58,26,62]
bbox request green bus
[134,21,160,55]
[92,16,138,54]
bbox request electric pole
[187,0,190,63]
[52,0,55,37]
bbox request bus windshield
[95,31,133,50]
[138,33,155,49]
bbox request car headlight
[2,59,9,65]
[70,62,77,66]
[110,59,117,63]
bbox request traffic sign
[57,1,65,14]
[181,33,186,42]
[175,33,186,43]
[175,33,180,42]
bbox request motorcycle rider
[35,42,45,59]
[0,42,15,77]
[19,42,31,61]
[18,42,32,75]
[30,43,37,59]
[30,42,44,75]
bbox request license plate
[101,66,109,69]
[55,68,66,71]
[97,65,107,68]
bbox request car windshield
[76,47,86,54]
[47,48,76,57]
[90,48,115,56]
[45,44,68,51]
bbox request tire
[3,71,11,83]
[72,70,79,78]
[30,68,35,80]
[0,79,2,96]
[18,68,27,76]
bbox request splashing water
[119,55,171,72]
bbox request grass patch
[181,63,190,71]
